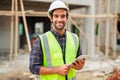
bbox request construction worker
[29,0,85,80]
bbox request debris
[106,70,120,80]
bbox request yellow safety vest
[39,31,79,80]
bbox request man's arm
[29,38,43,75]
[39,65,70,76]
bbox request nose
[57,16,63,22]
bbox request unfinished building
[0,0,120,62]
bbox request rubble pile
[106,69,120,80]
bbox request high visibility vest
[39,31,79,80]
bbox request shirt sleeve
[76,40,82,58]
[29,38,43,75]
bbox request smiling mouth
[57,23,64,27]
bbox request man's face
[50,9,68,30]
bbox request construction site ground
[0,49,120,80]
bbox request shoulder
[34,38,40,44]
[39,31,51,37]
[67,31,78,38]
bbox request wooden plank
[113,0,119,58]
[0,11,14,16]
[0,11,115,18]
[18,11,47,16]
[14,0,18,60]
[10,0,15,63]
[69,17,88,40]
[20,0,31,51]
[96,0,102,53]
[105,0,110,57]
[70,13,115,18]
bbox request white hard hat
[48,0,69,17]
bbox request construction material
[113,0,119,58]
[69,17,88,40]
[96,0,102,53]
[106,70,120,80]
[10,0,15,63]
[20,0,31,51]
[14,0,18,60]
[105,0,110,57]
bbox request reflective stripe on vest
[71,33,79,54]
[39,31,79,80]
[40,34,52,67]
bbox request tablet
[75,55,88,61]
[68,55,88,66]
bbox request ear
[49,16,53,22]
[66,16,69,21]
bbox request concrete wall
[0,16,11,50]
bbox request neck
[52,27,65,35]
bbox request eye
[61,15,66,18]
[53,15,58,18]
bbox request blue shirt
[29,29,82,75]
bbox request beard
[53,22,66,30]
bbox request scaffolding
[0,0,119,62]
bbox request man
[29,0,85,80]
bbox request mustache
[57,21,64,23]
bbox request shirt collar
[51,28,66,38]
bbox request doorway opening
[19,16,51,49]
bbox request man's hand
[40,59,85,76]
[40,65,70,76]
[56,64,70,76]
[70,58,85,70]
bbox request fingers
[57,59,86,76]
[70,58,85,70]
[65,64,71,73]
[73,58,85,65]
[57,65,70,76]
[80,58,85,64]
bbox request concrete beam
[26,0,92,6]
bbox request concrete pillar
[84,0,95,58]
